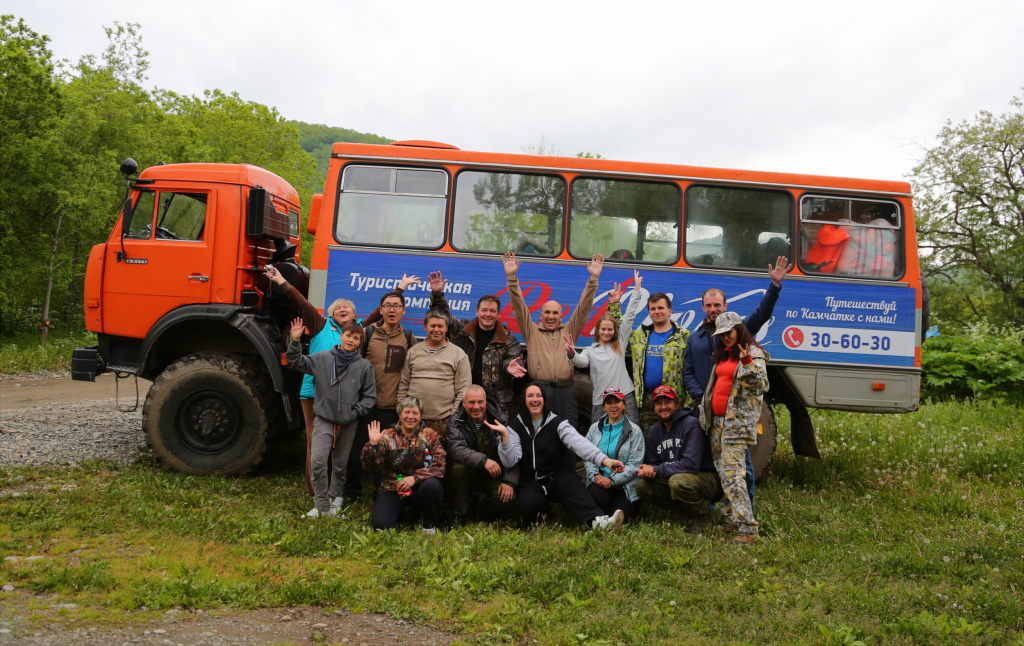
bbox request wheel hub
[176,389,243,454]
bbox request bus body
[305,141,923,465]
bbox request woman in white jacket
[566,271,643,425]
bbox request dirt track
[0,373,151,410]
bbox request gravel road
[1,373,146,467]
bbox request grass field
[1,400,1021,645]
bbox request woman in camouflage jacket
[698,311,768,545]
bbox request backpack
[361,324,415,356]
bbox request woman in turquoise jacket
[584,388,646,522]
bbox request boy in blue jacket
[635,385,722,533]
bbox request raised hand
[738,344,751,360]
[265,266,286,285]
[768,256,792,286]
[607,282,623,304]
[587,253,605,278]
[483,419,509,442]
[502,252,519,277]
[367,420,383,445]
[633,269,643,290]
[289,317,304,341]
[506,357,527,378]
[563,334,576,357]
[398,273,421,290]
[602,457,625,473]
[428,271,446,293]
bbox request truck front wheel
[143,352,270,476]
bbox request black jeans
[518,469,604,527]
[346,407,397,500]
[370,477,443,530]
[587,483,642,523]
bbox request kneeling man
[445,385,519,523]
[636,385,722,533]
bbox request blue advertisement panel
[327,248,918,368]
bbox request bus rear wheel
[750,401,777,482]
[143,352,270,476]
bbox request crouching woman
[700,311,769,545]
[361,397,446,533]
[486,384,627,531]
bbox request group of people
[269,251,790,544]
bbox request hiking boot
[591,509,625,532]
[719,522,739,533]
[733,533,758,545]
[686,515,712,534]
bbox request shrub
[921,321,1024,404]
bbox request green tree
[912,91,1024,328]
[0,15,62,332]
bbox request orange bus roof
[329,142,912,196]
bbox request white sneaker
[304,507,338,519]
[330,497,344,512]
[591,509,625,532]
[421,526,437,535]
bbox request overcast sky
[10,0,1024,183]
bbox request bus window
[684,186,792,270]
[451,170,565,255]
[568,178,680,263]
[799,196,902,279]
[335,165,448,248]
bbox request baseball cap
[601,387,626,401]
[651,385,677,400]
[713,310,743,336]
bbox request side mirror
[247,187,290,238]
[306,194,323,235]
[120,196,135,239]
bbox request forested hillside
[0,16,389,343]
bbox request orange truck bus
[76,142,926,479]
[73,159,308,475]
[303,141,927,478]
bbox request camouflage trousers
[708,416,758,536]
[636,472,723,519]
[424,416,451,439]
[445,461,518,519]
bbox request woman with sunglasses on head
[565,270,644,426]
[583,387,645,523]
[699,311,769,545]
[485,383,627,531]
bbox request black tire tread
[143,352,270,476]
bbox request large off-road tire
[749,401,777,482]
[143,352,270,476]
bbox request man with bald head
[502,252,604,429]
[445,385,519,523]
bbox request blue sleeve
[682,342,703,401]
[744,282,781,336]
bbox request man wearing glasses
[349,291,419,499]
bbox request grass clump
[0,400,1021,644]
[0,331,96,374]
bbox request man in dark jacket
[445,385,519,522]
[636,385,721,532]
[429,271,526,415]
[681,255,790,505]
